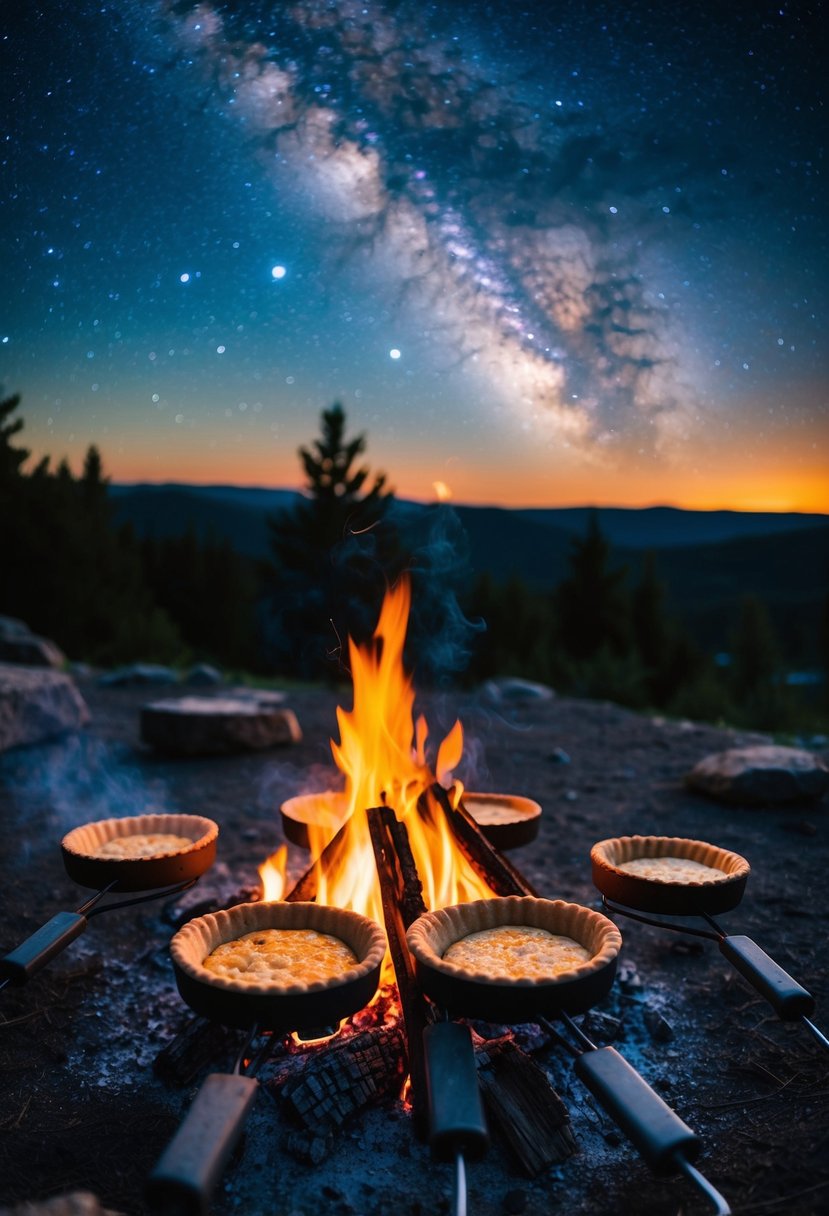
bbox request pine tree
[266,404,396,678]
[730,595,787,727]
[556,510,631,661]
[0,392,28,485]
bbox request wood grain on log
[477,1038,578,1176]
[367,806,431,1139]
[153,1014,237,1087]
[428,783,539,897]
[277,1025,407,1131]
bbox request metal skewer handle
[423,1022,489,1216]
[147,1071,259,1216]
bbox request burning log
[277,1024,407,1134]
[153,1014,238,1087]
[427,784,538,898]
[283,817,354,903]
[477,1039,578,1176]
[367,805,432,1138]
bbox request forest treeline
[1,392,826,731]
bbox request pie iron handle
[719,935,815,1020]
[574,1046,699,1173]
[146,1072,259,1216]
[0,911,87,984]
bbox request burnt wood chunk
[153,1014,236,1087]
[277,1025,407,1131]
[477,1039,578,1176]
[427,784,538,898]
[367,806,431,1138]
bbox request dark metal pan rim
[406,896,622,991]
[171,900,387,1000]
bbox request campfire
[257,573,498,924]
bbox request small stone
[580,1010,622,1042]
[503,1189,527,1214]
[183,662,223,686]
[99,663,178,687]
[563,789,579,802]
[548,747,571,764]
[686,745,829,805]
[644,1005,674,1043]
[618,961,642,990]
[482,677,555,703]
[671,939,705,958]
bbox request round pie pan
[61,813,219,891]
[280,791,349,849]
[170,901,387,1031]
[406,896,622,1022]
[461,793,542,851]
[590,835,750,915]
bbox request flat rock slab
[685,744,829,805]
[140,695,302,756]
[0,663,89,752]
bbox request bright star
[271,265,286,279]
[389,348,401,360]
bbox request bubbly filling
[203,927,359,985]
[444,925,591,980]
[467,800,531,825]
[96,833,193,858]
[616,856,729,884]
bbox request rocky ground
[0,678,827,1216]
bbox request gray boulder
[98,664,178,687]
[0,663,90,752]
[0,616,66,668]
[686,745,829,806]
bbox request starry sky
[2,0,827,510]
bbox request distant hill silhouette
[109,484,829,660]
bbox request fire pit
[1,577,827,1216]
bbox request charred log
[427,783,539,898]
[153,1014,237,1087]
[477,1038,578,1176]
[284,815,355,902]
[367,805,432,1138]
[276,1025,407,1132]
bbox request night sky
[2,0,827,509]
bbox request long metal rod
[802,1016,829,1052]
[454,1151,467,1216]
[84,877,197,919]
[602,896,720,941]
[675,1154,731,1215]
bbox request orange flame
[258,844,288,902]
[266,575,496,923]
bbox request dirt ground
[1,678,827,1216]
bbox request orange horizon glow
[21,423,829,514]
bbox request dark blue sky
[2,0,826,507]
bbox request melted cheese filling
[467,801,530,825]
[96,833,193,858]
[203,928,358,986]
[616,856,728,883]
[444,925,591,980]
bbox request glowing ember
[260,576,496,922]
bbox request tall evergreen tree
[556,510,631,661]
[266,403,396,678]
[0,392,28,484]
